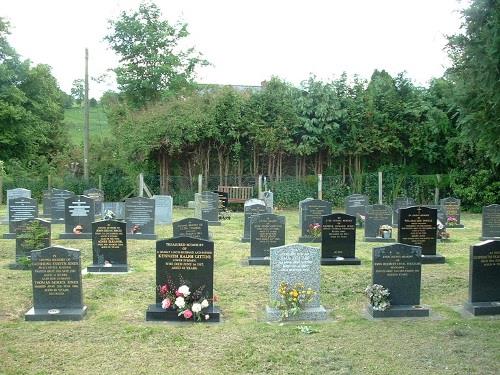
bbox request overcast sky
[3,0,468,98]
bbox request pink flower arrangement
[308,223,322,238]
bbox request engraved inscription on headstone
[241,199,267,242]
[321,213,360,265]
[88,220,127,272]
[173,218,209,241]
[344,194,368,222]
[249,213,285,265]
[125,197,156,240]
[6,188,31,216]
[201,191,220,226]
[3,197,38,239]
[440,197,464,228]
[481,205,500,240]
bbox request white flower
[175,296,185,308]
[201,299,209,308]
[205,314,210,320]
[178,285,190,297]
[192,303,202,313]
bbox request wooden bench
[217,186,254,204]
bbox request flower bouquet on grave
[357,214,366,227]
[72,225,83,234]
[308,223,322,239]
[446,216,458,227]
[365,284,391,311]
[437,220,450,240]
[378,225,392,239]
[104,210,116,220]
[273,281,316,320]
[158,276,211,321]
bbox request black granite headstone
[248,213,285,265]
[464,240,500,315]
[146,237,220,321]
[321,213,360,265]
[368,243,428,318]
[392,197,416,227]
[50,189,75,222]
[173,218,209,241]
[481,204,500,240]
[25,246,87,321]
[3,197,38,239]
[84,188,104,216]
[125,197,156,240]
[344,194,368,223]
[398,206,443,264]
[298,199,332,243]
[15,218,51,262]
[364,204,395,242]
[201,191,220,226]
[87,220,128,272]
[241,199,267,242]
[60,195,95,239]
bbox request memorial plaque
[398,206,443,264]
[173,218,209,241]
[321,213,360,265]
[465,240,500,315]
[42,190,52,217]
[266,244,327,321]
[125,197,156,240]
[369,243,428,317]
[298,199,332,243]
[3,197,38,239]
[145,237,220,321]
[201,191,220,226]
[15,218,51,262]
[249,213,285,265]
[87,220,127,272]
[344,194,368,222]
[25,246,87,321]
[481,204,500,240]
[241,199,267,242]
[50,189,75,222]
[102,202,125,220]
[84,188,104,216]
[392,197,416,227]
[152,195,173,224]
[60,195,95,239]
[364,204,395,242]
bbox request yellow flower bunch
[275,281,316,320]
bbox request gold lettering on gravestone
[473,251,500,267]
[33,257,79,296]
[95,225,124,249]
[444,202,459,216]
[374,254,419,277]
[401,212,434,245]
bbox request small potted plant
[365,284,391,311]
[378,224,392,239]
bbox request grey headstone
[481,204,500,240]
[344,194,368,219]
[6,188,31,215]
[201,191,220,226]
[440,197,464,228]
[42,190,52,217]
[364,204,394,241]
[102,202,125,220]
[152,195,173,224]
[15,218,51,262]
[263,191,274,213]
[50,189,75,222]
[392,197,416,227]
[3,197,38,239]
[242,199,266,242]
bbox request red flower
[160,284,169,295]
[183,309,193,319]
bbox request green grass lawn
[0,209,499,374]
[64,106,110,145]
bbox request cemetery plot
[15,218,51,265]
[344,194,368,226]
[50,189,75,223]
[87,220,128,272]
[201,191,221,226]
[321,213,360,265]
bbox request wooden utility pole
[83,48,90,181]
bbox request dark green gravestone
[146,237,220,322]
[60,195,95,239]
[125,197,157,240]
[50,189,75,222]
[15,218,51,263]
[173,218,209,241]
[464,240,500,316]
[321,213,360,265]
[248,213,285,265]
[3,197,38,239]
[398,206,443,264]
[84,188,104,216]
[87,220,128,272]
[368,243,429,318]
[364,204,395,243]
[25,246,87,321]
[481,204,500,240]
[440,197,464,228]
[392,197,415,227]
[298,199,332,243]
[241,199,267,242]
[344,194,368,225]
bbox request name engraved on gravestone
[345,194,368,219]
[60,195,94,239]
[392,197,416,227]
[173,218,209,241]
[398,206,440,263]
[242,199,267,242]
[465,240,500,316]
[146,237,220,321]
[25,246,87,321]
[84,188,104,216]
[50,189,75,222]
[481,205,500,240]
[88,220,127,272]
[125,197,156,239]
[152,195,173,224]
[201,191,220,225]
[321,213,358,264]
[15,218,51,262]
[4,197,38,239]
[102,202,125,220]
[299,199,332,242]
[249,214,285,263]
[364,204,394,242]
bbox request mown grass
[0,209,499,374]
[64,106,110,145]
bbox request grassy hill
[64,105,111,145]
